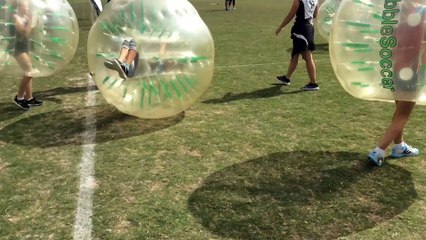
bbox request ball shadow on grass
[0,104,184,148]
[188,151,417,240]
[0,102,27,122]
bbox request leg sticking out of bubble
[104,39,139,80]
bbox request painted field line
[215,59,327,70]
[215,62,283,69]
[73,74,97,240]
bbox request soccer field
[1,0,426,239]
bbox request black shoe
[13,96,30,110]
[112,59,129,79]
[276,75,291,85]
[302,83,319,91]
[26,97,43,106]
[104,59,114,69]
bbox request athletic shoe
[129,39,137,50]
[111,59,129,79]
[13,96,30,110]
[276,75,291,85]
[26,97,43,106]
[368,150,384,166]
[302,83,319,91]
[104,59,114,69]
[390,144,419,158]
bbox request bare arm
[13,14,32,37]
[275,0,299,36]
[313,4,318,18]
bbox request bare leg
[17,76,32,98]
[125,49,138,65]
[285,54,299,79]
[14,53,33,98]
[301,50,317,84]
[378,101,416,150]
[118,48,129,63]
[25,77,33,99]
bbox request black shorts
[14,38,29,56]
[290,22,315,58]
[7,38,29,56]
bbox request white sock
[374,147,385,156]
[17,97,24,100]
[394,142,406,149]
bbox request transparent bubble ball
[87,0,215,119]
[316,0,342,40]
[330,0,426,104]
[0,0,79,76]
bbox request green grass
[1,0,426,239]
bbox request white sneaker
[390,144,419,158]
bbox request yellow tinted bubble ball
[88,0,215,119]
[316,0,342,40]
[0,0,79,76]
[330,0,426,104]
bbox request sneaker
[111,59,129,79]
[390,144,419,158]
[26,97,43,106]
[104,59,114,69]
[13,96,30,110]
[368,150,385,166]
[276,75,291,85]
[302,83,319,91]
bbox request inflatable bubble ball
[87,0,215,119]
[0,0,79,76]
[330,0,426,104]
[316,0,342,40]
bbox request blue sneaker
[390,144,419,158]
[368,150,384,166]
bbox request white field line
[215,62,283,69]
[214,59,327,70]
[73,74,97,240]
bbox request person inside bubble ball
[104,39,139,80]
[367,1,425,166]
[275,0,319,91]
[104,40,185,79]
[9,0,43,110]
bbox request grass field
[1,0,426,239]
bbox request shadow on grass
[0,104,184,148]
[203,9,228,13]
[202,85,304,104]
[32,85,98,104]
[188,151,417,239]
[0,102,27,122]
